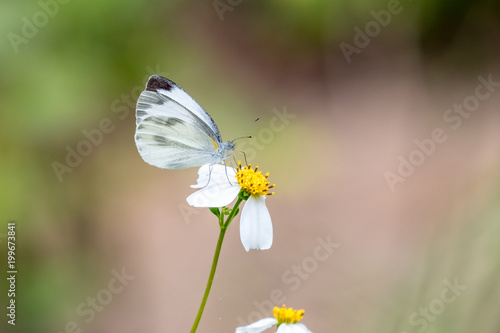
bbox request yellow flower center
[235,161,275,197]
[273,305,305,325]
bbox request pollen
[235,161,275,197]
[273,305,305,325]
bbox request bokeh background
[1,0,500,332]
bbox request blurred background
[1,0,500,332]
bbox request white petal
[240,195,273,251]
[277,323,313,333]
[187,183,239,207]
[235,318,277,333]
[187,164,239,207]
[190,164,237,188]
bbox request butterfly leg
[224,164,235,185]
[199,164,214,189]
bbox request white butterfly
[135,75,235,169]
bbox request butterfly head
[219,141,236,160]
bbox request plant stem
[190,227,226,333]
[190,197,244,333]
[225,197,243,228]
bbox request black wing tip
[146,75,176,92]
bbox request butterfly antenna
[231,117,260,142]
[233,135,252,141]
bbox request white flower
[186,163,274,251]
[236,305,312,333]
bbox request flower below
[273,305,305,326]
[236,304,312,333]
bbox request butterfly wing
[135,76,223,169]
[135,116,220,169]
[136,75,222,141]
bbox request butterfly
[135,75,236,169]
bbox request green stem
[190,197,245,333]
[218,207,224,228]
[225,196,244,228]
[190,227,226,333]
